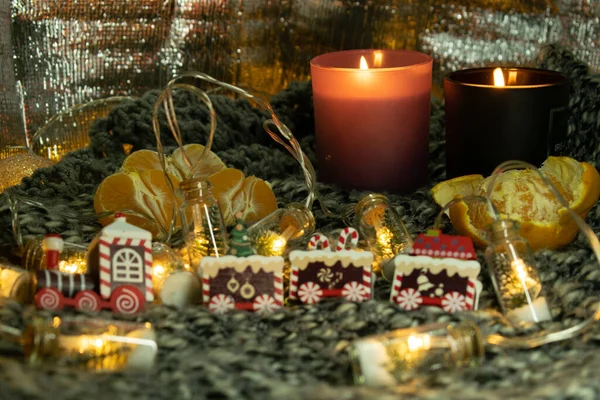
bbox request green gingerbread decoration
[228,212,255,257]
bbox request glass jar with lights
[349,320,484,387]
[22,237,88,274]
[355,193,413,272]
[484,219,551,324]
[246,202,315,256]
[179,178,229,270]
[21,316,157,372]
[0,260,34,303]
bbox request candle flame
[359,56,369,70]
[493,67,505,87]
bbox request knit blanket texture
[1,44,600,400]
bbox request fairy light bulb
[23,317,157,372]
[349,321,484,387]
[247,203,315,256]
[179,179,229,270]
[355,194,413,273]
[484,219,551,324]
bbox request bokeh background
[0,0,598,159]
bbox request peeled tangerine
[431,156,600,251]
[95,145,278,238]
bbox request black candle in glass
[444,67,569,178]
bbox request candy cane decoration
[336,227,359,251]
[308,233,331,251]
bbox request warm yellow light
[513,258,528,281]
[153,264,165,279]
[508,70,518,85]
[373,51,383,68]
[407,334,431,352]
[493,67,505,87]
[271,236,287,255]
[360,56,369,70]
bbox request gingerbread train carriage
[35,213,154,315]
[200,255,284,315]
[390,230,482,313]
[289,227,374,304]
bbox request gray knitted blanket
[2,44,600,400]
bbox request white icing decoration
[199,255,284,278]
[289,250,374,271]
[393,255,481,280]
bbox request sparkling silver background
[0,0,598,158]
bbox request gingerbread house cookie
[289,227,373,304]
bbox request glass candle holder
[180,178,229,270]
[23,316,157,372]
[349,320,484,387]
[247,203,316,257]
[355,193,413,274]
[484,219,551,324]
[311,49,432,193]
[0,261,34,303]
[444,67,569,178]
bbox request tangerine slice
[94,172,159,235]
[121,149,180,179]
[172,144,226,180]
[136,169,181,234]
[208,168,245,225]
[238,176,278,224]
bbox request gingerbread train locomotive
[28,213,481,316]
[34,213,154,315]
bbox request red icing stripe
[145,273,153,280]
[125,238,133,246]
[139,240,146,247]
[111,238,121,244]
[100,279,111,287]
[274,288,283,295]
[99,239,112,247]
[100,266,111,274]
[292,270,299,276]
[274,276,282,283]
[99,253,110,261]
[235,303,254,311]
[421,297,442,306]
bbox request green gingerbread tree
[228,212,255,257]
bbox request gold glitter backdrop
[1,0,599,159]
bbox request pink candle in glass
[311,50,432,193]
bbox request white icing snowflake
[396,288,423,311]
[342,281,368,302]
[441,291,467,313]
[297,281,323,304]
[253,294,279,315]
[209,294,235,314]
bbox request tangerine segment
[136,170,181,235]
[94,173,161,236]
[172,144,226,180]
[540,156,600,215]
[121,149,162,173]
[121,149,181,180]
[238,176,278,224]
[208,168,245,225]
[430,174,483,210]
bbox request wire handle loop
[483,160,600,349]
[151,71,338,220]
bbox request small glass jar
[355,194,413,272]
[23,316,157,372]
[22,238,88,274]
[179,178,229,269]
[0,261,34,303]
[247,202,316,256]
[349,320,484,387]
[484,219,551,324]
